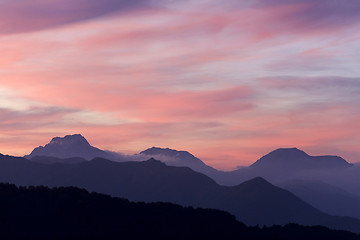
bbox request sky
[0,0,359,170]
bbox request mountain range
[1,151,360,232]
[25,134,355,183]
[279,179,360,219]
[26,134,359,184]
[14,134,360,228]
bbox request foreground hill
[1,153,360,232]
[1,183,359,240]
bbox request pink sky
[0,0,359,170]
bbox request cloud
[0,106,74,130]
[0,1,359,168]
[11,79,254,122]
[259,76,360,90]
[266,53,341,73]
[255,0,360,30]
[257,76,360,106]
[0,0,153,34]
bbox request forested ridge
[0,183,358,240]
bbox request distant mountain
[25,136,354,186]
[279,180,360,219]
[1,183,358,240]
[1,153,360,232]
[217,148,354,185]
[25,136,224,180]
[140,147,204,165]
[139,147,355,187]
[140,147,223,178]
[250,148,352,171]
[25,134,113,160]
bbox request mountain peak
[250,147,351,170]
[268,147,309,158]
[139,147,219,176]
[232,177,284,199]
[140,147,208,165]
[141,147,194,158]
[143,157,167,166]
[239,177,273,188]
[49,134,90,146]
[25,134,109,160]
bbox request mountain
[25,135,354,186]
[29,155,87,164]
[25,136,224,178]
[250,148,352,171]
[140,147,223,178]
[1,153,360,232]
[1,184,358,240]
[214,148,360,220]
[279,180,360,219]
[212,177,360,231]
[217,148,354,185]
[139,147,356,188]
[25,134,113,160]
[21,135,360,220]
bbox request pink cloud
[255,0,360,29]
[0,2,359,169]
[0,0,153,34]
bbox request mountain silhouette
[140,147,222,177]
[1,153,360,232]
[279,179,360,219]
[21,136,360,221]
[26,136,352,185]
[1,183,358,240]
[217,148,354,185]
[210,177,360,231]
[250,148,352,170]
[139,147,355,187]
[25,134,112,160]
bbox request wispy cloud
[0,0,359,169]
[255,0,360,29]
[0,0,153,34]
